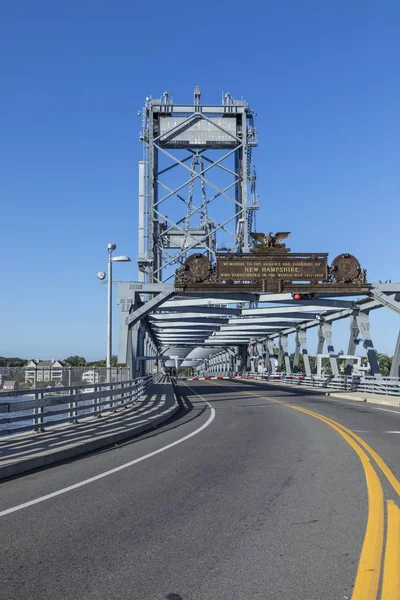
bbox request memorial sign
[174,232,370,295]
[217,254,328,282]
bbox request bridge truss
[137,87,258,282]
[118,282,400,379]
[118,89,400,381]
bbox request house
[25,360,65,385]
[3,380,19,391]
[81,369,100,384]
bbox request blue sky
[1,1,399,361]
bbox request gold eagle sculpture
[250,231,291,252]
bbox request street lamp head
[111,255,131,262]
[107,242,117,251]
[97,271,106,280]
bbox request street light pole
[99,243,131,382]
[107,243,115,372]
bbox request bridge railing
[0,375,159,436]
[206,371,400,397]
[235,372,400,397]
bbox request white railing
[0,375,160,436]
[208,372,400,397]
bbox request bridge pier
[297,330,312,377]
[267,339,276,373]
[127,323,140,379]
[345,316,360,375]
[293,332,301,371]
[321,322,339,376]
[355,311,381,377]
[316,324,325,359]
[280,335,291,375]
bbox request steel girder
[118,282,400,375]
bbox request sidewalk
[326,390,400,407]
[233,378,400,409]
[0,382,178,481]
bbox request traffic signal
[291,292,316,301]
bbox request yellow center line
[381,500,400,600]
[208,380,400,498]
[205,381,385,599]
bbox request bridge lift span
[118,88,400,381]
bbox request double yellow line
[209,382,400,599]
[284,400,400,600]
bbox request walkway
[0,382,177,480]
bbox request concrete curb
[325,392,400,408]
[0,397,179,482]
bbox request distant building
[3,380,19,390]
[82,369,100,384]
[25,360,65,385]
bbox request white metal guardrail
[0,375,159,436]
[208,372,400,397]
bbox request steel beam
[126,290,175,326]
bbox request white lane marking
[0,383,215,518]
[385,431,400,434]
[370,407,400,415]
[351,430,370,433]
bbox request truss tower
[137,87,258,282]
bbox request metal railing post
[33,391,45,432]
[69,387,78,423]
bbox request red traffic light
[292,292,316,301]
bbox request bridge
[1,89,400,600]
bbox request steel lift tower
[137,87,258,282]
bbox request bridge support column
[293,332,301,371]
[345,316,359,375]
[279,335,291,375]
[297,330,311,377]
[390,330,400,378]
[277,339,283,372]
[316,324,324,355]
[137,325,146,377]
[240,345,248,373]
[234,347,241,373]
[355,311,381,377]
[321,322,339,376]
[313,325,325,374]
[145,332,151,375]
[125,326,133,377]
[129,323,141,379]
[143,336,148,374]
[267,339,276,373]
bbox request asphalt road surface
[1,379,399,600]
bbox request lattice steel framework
[137,87,258,283]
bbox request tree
[87,356,118,367]
[289,353,316,373]
[64,356,87,367]
[19,381,32,390]
[376,353,392,376]
[0,357,27,367]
